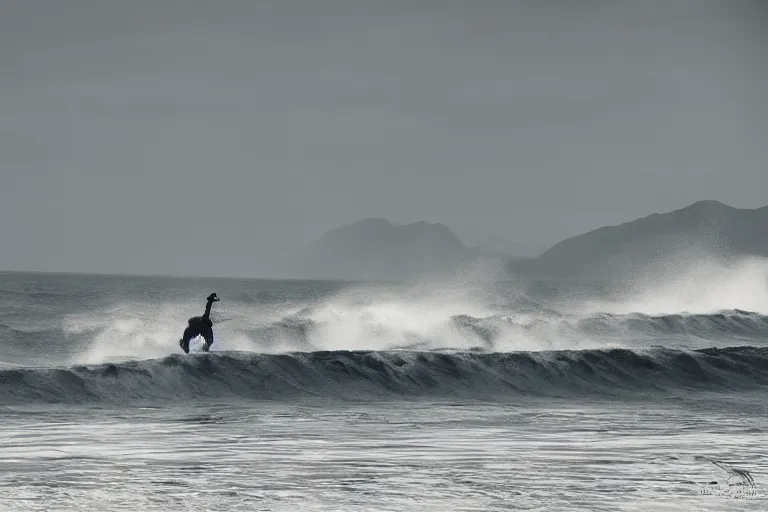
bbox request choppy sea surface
[2,266,768,510]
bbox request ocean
[1,267,768,510]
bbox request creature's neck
[203,299,214,320]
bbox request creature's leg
[179,326,197,354]
[201,326,214,352]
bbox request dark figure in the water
[179,293,220,353]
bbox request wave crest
[249,309,768,352]
[3,345,768,405]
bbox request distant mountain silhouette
[294,218,473,281]
[292,201,768,282]
[516,200,768,278]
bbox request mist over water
[2,255,767,404]
[576,256,768,317]
[37,255,765,368]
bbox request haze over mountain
[293,218,472,281]
[473,236,542,259]
[517,200,768,279]
[294,201,768,282]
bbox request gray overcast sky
[2,0,766,277]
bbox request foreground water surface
[2,397,767,511]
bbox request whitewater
[2,258,768,510]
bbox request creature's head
[207,293,220,302]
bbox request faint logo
[707,458,755,487]
[696,456,759,499]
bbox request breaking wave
[3,345,768,405]
[56,305,768,366]
[251,309,768,351]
